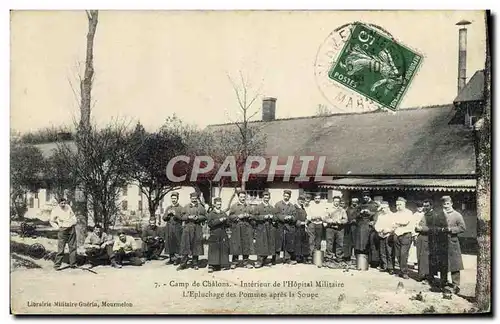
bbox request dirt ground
[11,238,479,315]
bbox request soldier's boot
[176,256,188,271]
[165,254,175,265]
[111,260,122,269]
[230,255,239,269]
[208,266,214,273]
[192,256,199,270]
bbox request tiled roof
[207,105,476,176]
[454,70,485,103]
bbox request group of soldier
[50,188,466,294]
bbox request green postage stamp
[328,23,423,111]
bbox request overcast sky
[10,10,487,133]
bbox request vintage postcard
[10,10,491,315]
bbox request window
[34,192,38,199]
[304,188,329,200]
[138,200,142,211]
[122,185,128,196]
[121,200,128,211]
[46,189,51,202]
[28,197,34,208]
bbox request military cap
[396,197,407,203]
[171,192,179,198]
[314,192,321,197]
[190,192,199,198]
[213,197,222,203]
[416,201,423,207]
[351,197,359,201]
[441,196,452,203]
[305,193,312,199]
[298,194,306,200]
[361,190,371,195]
[332,195,342,200]
[283,189,292,195]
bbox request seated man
[112,231,144,268]
[141,217,164,261]
[83,224,118,267]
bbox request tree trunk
[76,10,98,247]
[474,15,491,312]
[79,10,98,132]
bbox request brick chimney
[456,20,471,94]
[262,97,277,122]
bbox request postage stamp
[328,23,423,111]
[314,22,423,112]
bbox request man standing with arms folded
[355,191,379,261]
[177,192,206,271]
[252,190,276,268]
[374,201,396,274]
[306,193,327,263]
[440,195,466,294]
[50,198,78,271]
[294,195,310,263]
[228,190,254,269]
[343,197,359,264]
[393,197,415,279]
[274,190,297,265]
[324,196,348,263]
[162,192,184,266]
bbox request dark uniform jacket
[162,203,184,254]
[275,200,297,253]
[253,202,277,256]
[443,209,466,272]
[294,204,309,256]
[228,202,254,255]
[355,200,379,251]
[179,203,206,256]
[207,208,230,267]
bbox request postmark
[314,22,423,112]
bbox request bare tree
[56,122,138,232]
[474,13,491,312]
[10,140,45,219]
[130,117,191,222]
[79,10,98,132]
[226,71,265,192]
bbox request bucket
[356,254,369,271]
[313,250,324,268]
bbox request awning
[318,178,476,192]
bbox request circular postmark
[314,22,420,113]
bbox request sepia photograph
[9,9,491,315]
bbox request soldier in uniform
[415,199,449,288]
[177,192,206,271]
[393,197,415,279]
[275,189,297,265]
[228,190,254,269]
[294,195,310,263]
[440,196,466,294]
[374,201,396,274]
[83,224,117,267]
[162,192,184,265]
[306,193,327,263]
[112,231,144,267]
[304,193,312,208]
[141,217,164,261]
[343,197,359,263]
[252,190,276,268]
[414,199,435,283]
[324,196,348,262]
[355,191,379,259]
[207,197,230,272]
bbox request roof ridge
[206,104,452,127]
